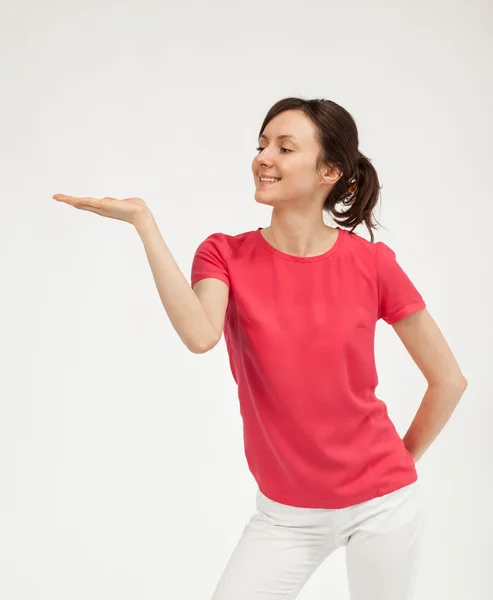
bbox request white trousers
[211,480,425,600]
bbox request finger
[53,194,80,201]
[74,205,103,214]
[54,195,102,209]
[54,196,106,216]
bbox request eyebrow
[258,134,299,142]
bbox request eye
[256,147,292,154]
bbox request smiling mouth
[259,178,281,185]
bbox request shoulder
[194,229,256,257]
[342,229,397,264]
[340,228,383,268]
[339,230,409,291]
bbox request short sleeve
[376,242,426,324]
[191,232,231,289]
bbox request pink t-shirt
[191,226,426,508]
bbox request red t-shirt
[191,226,426,508]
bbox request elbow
[187,323,222,354]
[188,335,220,354]
[189,343,209,354]
[453,374,468,390]
[454,376,468,403]
[430,374,468,391]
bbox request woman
[53,97,467,600]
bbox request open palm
[53,194,149,225]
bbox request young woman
[53,97,467,600]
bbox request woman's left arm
[391,307,468,463]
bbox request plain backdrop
[1,0,492,598]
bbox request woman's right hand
[53,194,150,226]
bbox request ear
[319,163,343,186]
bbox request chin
[254,196,277,206]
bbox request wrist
[133,208,155,232]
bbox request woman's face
[252,109,338,210]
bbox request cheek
[288,162,312,180]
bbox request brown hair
[258,97,383,243]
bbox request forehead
[258,133,299,142]
[259,111,315,144]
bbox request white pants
[211,480,425,600]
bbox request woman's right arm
[53,193,220,353]
[134,211,222,353]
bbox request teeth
[260,177,280,182]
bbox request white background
[1,0,491,598]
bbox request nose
[255,148,275,168]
